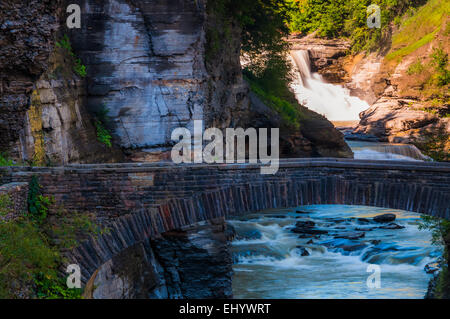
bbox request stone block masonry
[1,158,449,286]
[0,182,29,222]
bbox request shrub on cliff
[55,34,87,78]
[285,0,428,53]
[419,215,450,298]
[0,153,15,166]
[208,0,304,125]
[0,176,103,299]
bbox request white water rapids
[231,205,442,299]
[290,50,370,121]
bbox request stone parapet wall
[0,182,29,222]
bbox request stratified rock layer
[0,0,61,156]
[85,219,233,299]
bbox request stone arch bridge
[1,158,449,287]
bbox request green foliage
[210,0,304,127]
[0,153,15,166]
[386,0,448,61]
[93,106,113,148]
[419,214,450,299]
[95,121,112,148]
[431,47,450,86]
[34,272,82,299]
[73,58,87,78]
[419,215,450,246]
[286,0,429,54]
[245,73,301,127]
[407,59,425,75]
[44,208,104,251]
[0,176,103,298]
[0,219,58,298]
[0,194,12,217]
[27,176,53,224]
[56,34,87,78]
[55,34,72,51]
[433,265,450,299]
[413,126,449,162]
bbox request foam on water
[290,50,370,121]
[347,140,430,161]
[231,205,442,299]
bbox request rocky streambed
[230,205,443,299]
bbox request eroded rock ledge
[84,219,233,299]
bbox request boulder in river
[334,231,365,240]
[373,213,396,223]
[295,246,310,256]
[295,220,315,228]
[357,218,371,224]
[291,227,328,235]
[424,257,444,274]
[379,223,405,230]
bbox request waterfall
[346,141,431,161]
[290,50,370,122]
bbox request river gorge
[0,0,449,301]
[231,205,441,299]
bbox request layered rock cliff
[1,0,351,164]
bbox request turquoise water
[230,205,442,299]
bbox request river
[230,50,440,299]
[230,205,441,299]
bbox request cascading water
[231,205,442,299]
[347,140,431,161]
[290,50,370,122]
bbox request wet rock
[369,240,381,245]
[269,215,287,219]
[324,218,346,224]
[295,210,310,214]
[307,239,314,244]
[357,218,371,224]
[379,223,405,230]
[295,246,310,256]
[237,229,262,240]
[291,227,328,235]
[355,226,377,231]
[334,231,365,240]
[295,220,315,228]
[373,214,396,223]
[225,223,236,241]
[321,238,367,254]
[424,257,444,274]
[341,243,368,252]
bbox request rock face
[87,219,233,299]
[70,0,208,158]
[373,213,396,223]
[18,49,124,165]
[288,34,351,83]
[0,0,352,162]
[0,0,62,157]
[354,96,449,144]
